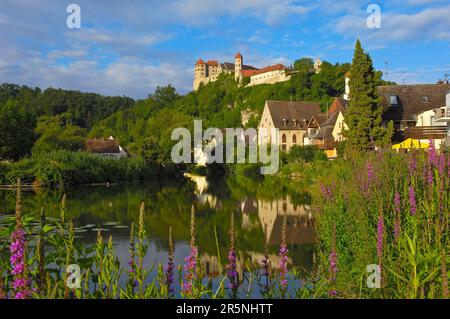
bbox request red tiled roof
[207,60,218,66]
[240,64,286,78]
[196,59,205,65]
[235,52,242,59]
[328,97,348,114]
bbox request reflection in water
[0,174,316,294]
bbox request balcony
[403,126,447,140]
[434,107,450,122]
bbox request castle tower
[193,59,207,91]
[234,53,242,81]
[314,58,322,73]
[195,59,206,79]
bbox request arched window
[292,134,297,145]
[282,134,286,143]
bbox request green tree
[344,39,387,154]
[0,100,36,160]
[32,114,87,154]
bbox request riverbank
[0,150,175,189]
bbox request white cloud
[333,4,450,42]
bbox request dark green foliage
[343,40,390,154]
[0,151,157,188]
[0,100,36,160]
[286,145,328,163]
[33,114,87,154]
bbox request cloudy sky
[0,0,449,98]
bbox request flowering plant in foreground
[317,145,449,299]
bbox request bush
[286,145,327,163]
[0,151,158,188]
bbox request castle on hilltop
[193,53,317,91]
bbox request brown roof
[206,60,218,66]
[307,114,329,128]
[328,97,348,114]
[85,138,120,154]
[196,59,205,65]
[241,63,286,78]
[268,215,315,245]
[266,100,322,130]
[379,84,450,122]
[235,52,242,59]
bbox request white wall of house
[416,109,446,127]
[332,111,347,142]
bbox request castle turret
[234,53,242,81]
[314,58,322,73]
[195,59,206,79]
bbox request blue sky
[0,0,449,98]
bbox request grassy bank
[0,151,159,188]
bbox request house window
[292,135,297,145]
[282,144,287,151]
[389,95,398,106]
[282,134,286,143]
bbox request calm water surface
[0,174,316,297]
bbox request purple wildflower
[438,154,446,176]
[394,192,401,214]
[182,246,198,296]
[320,184,334,201]
[10,228,31,299]
[166,227,175,297]
[377,214,384,260]
[428,139,437,167]
[427,168,433,185]
[367,161,374,184]
[408,155,417,174]
[409,185,417,215]
[394,219,401,240]
[279,214,289,293]
[226,214,238,293]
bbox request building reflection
[199,194,316,279]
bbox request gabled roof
[206,60,218,66]
[242,64,286,78]
[196,59,205,65]
[265,100,322,130]
[220,62,235,71]
[328,97,348,114]
[85,138,120,154]
[379,84,450,122]
[307,114,329,128]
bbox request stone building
[258,100,322,152]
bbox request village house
[303,97,348,158]
[85,136,128,159]
[258,100,322,152]
[378,84,450,148]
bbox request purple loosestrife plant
[428,139,437,167]
[166,226,175,298]
[367,161,374,184]
[409,185,417,215]
[10,179,31,299]
[127,222,138,291]
[182,206,198,297]
[329,223,338,298]
[377,212,384,272]
[226,214,238,297]
[279,214,289,297]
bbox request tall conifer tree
[344,39,390,154]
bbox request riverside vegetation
[0,146,448,299]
